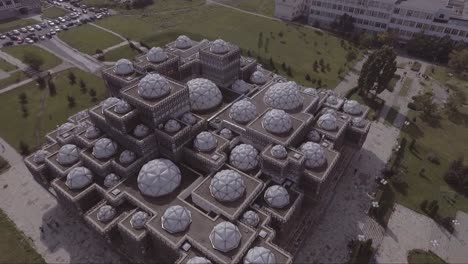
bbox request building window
[416,23,423,29]
[444,28,451,34]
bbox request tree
[18,93,28,105]
[331,13,355,36]
[443,156,468,195]
[407,33,455,63]
[257,32,263,54]
[286,66,292,77]
[448,48,468,72]
[37,77,46,90]
[19,141,30,156]
[313,61,319,72]
[305,74,311,81]
[317,79,322,87]
[68,71,76,85]
[67,95,76,108]
[346,50,358,62]
[281,62,286,70]
[358,32,375,49]
[247,50,252,57]
[48,80,56,97]
[89,88,96,97]
[376,31,398,47]
[23,52,44,71]
[269,57,275,70]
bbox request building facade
[0,0,40,20]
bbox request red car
[16,37,23,44]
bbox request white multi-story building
[0,0,40,20]
[275,0,468,42]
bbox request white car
[25,38,34,44]
[50,30,56,35]
[0,35,6,39]
[48,21,55,26]
[54,27,61,32]
[28,27,35,32]
[34,25,42,30]
[40,35,46,40]
[20,27,28,33]
[12,29,20,35]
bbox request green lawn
[426,65,468,104]
[58,24,123,55]
[217,0,275,16]
[104,44,141,61]
[0,18,37,33]
[82,0,204,13]
[96,5,361,87]
[0,210,45,264]
[400,77,413,97]
[42,6,69,19]
[407,249,446,264]
[0,71,29,90]
[0,68,108,152]
[0,58,17,72]
[2,45,62,71]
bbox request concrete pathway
[102,41,128,54]
[0,51,29,71]
[90,23,127,41]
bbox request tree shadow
[447,110,468,127]
[391,180,408,196]
[420,114,442,128]
[402,121,424,139]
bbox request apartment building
[0,0,40,20]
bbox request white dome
[101,97,120,113]
[164,119,181,133]
[229,100,257,124]
[66,166,93,189]
[210,39,229,54]
[241,210,260,227]
[270,145,287,159]
[250,71,267,85]
[187,78,223,111]
[133,124,150,138]
[343,100,362,115]
[187,257,212,264]
[175,35,192,49]
[147,47,168,63]
[326,95,338,105]
[181,112,197,125]
[161,205,191,233]
[114,100,132,114]
[352,117,366,128]
[322,108,337,116]
[307,129,321,142]
[210,170,245,202]
[104,173,120,188]
[219,128,233,140]
[137,159,181,197]
[33,149,49,164]
[264,82,303,110]
[262,109,292,134]
[244,247,276,264]
[114,59,134,75]
[85,125,101,139]
[264,185,290,208]
[57,122,74,135]
[138,73,171,100]
[194,132,217,152]
[74,110,88,120]
[93,138,117,159]
[130,211,149,229]
[317,113,337,131]
[304,88,318,96]
[230,144,258,171]
[232,79,250,93]
[97,205,116,223]
[57,144,79,165]
[74,122,88,134]
[119,150,136,164]
[209,221,241,252]
[300,142,327,169]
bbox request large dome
[85,125,101,139]
[209,221,242,252]
[317,113,337,131]
[187,78,223,111]
[101,97,120,113]
[138,73,171,100]
[262,109,292,134]
[231,79,250,93]
[300,142,327,169]
[161,205,192,233]
[194,132,217,152]
[130,211,149,229]
[264,82,303,110]
[187,257,212,264]
[119,150,136,164]
[175,35,192,49]
[270,145,287,159]
[147,47,168,63]
[33,149,49,164]
[264,185,290,208]
[97,205,116,223]
[241,210,260,227]
[57,144,79,165]
[114,59,134,75]
[114,100,132,114]
[210,39,229,54]
[137,159,181,197]
[210,169,245,202]
[307,129,321,142]
[230,144,258,171]
[229,100,257,124]
[244,247,277,264]
[164,119,181,133]
[66,166,93,190]
[343,100,362,115]
[93,138,117,159]
[104,173,120,188]
[250,71,267,85]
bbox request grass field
[0,18,37,33]
[0,71,29,90]
[426,65,468,104]
[0,68,108,152]
[400,77,413,97]
[104,44,142,61]
[216,0,275,16]
[2,45,62,71]
[0,58,17,72]
[96,5,360,87]
[42,6,69,19]
[407,249,446,264]
[58,24,123,55]
[82,0,204,13]
[0,210,45,264]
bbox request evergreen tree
[48,80,56,97]
[305,74,311,81]
[68,71,76,85]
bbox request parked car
[40,35,46,40]
[34,25,42,30]
[50,30,56,35]
[0,34,6,39]
[16,37,23,44]
[45,33,52,38]
[48,21,55,26]
[40,22,47,28]
[20,28,28,33]
[3,41,13,47]
[60,25,68,30]
[12,29,20,35]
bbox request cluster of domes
[114,59,134,75]
[244,247,277,264]
[343,100,362,115]
[114,100,132,114]
[307,129,321,142]
[85,125,101,139]
[210,170,245,202]
[270,145,287,159]
[250,71,267,85]
[181,112,197,125]
[164,119,181,133]
[57,144,79,165]
[93,138,117,159]
[97,205,116,223]
[175,35,192,49]
[33,149,49,164]
[231,79,250,93]
[241,210,260,227]
[137,159,181,197]
[230,144,258,171]
[262,109,292,134]
[317,113,337,131]
[229,100,257,124]
[66,166,93,190]
[130,211,149,229]
[147,47,168,63]
[138,73,171,100]
[104,173,120,188]
[219,128,233,140]
[264,82,303,110]
[133,124,150,138]
[300,142,327,169]
[187,78,223,111]
[194,132,217,152]
[161,205,192,233]
[264,185,289,208]
[210,39,229,54]
[209,221,241,252]
[119,150,136,164]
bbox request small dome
[161,205,192,233]
[343,100,362,115]
[210,170,245,202]
[147,47,168,63]
[138,73,171,100]
[187,257,212,264]
[270,145,287,159]
[264,185,290,208]
[130,211,149,229]
[232,79,250,93]
[322,108,337,116]
[326,95,338,105]
[119,150,136,164]
[304,88,318,96]
[175,35,192,49]
[264,82,303,110]
[57,122,74,135]
[137,159,181,197]
[181,112,197,125]
[209,221,241,252]
[57,144,79,165]
[101,97,120,113]
[250,71,267,85]
[85,126,101,139]
[74,122,88,134]
[300,142,326,169]
[187,78,223,111]
[241,210,260,227]
[114,59,134,75]
[93,138,117,159]
[133,124,150,139]
[244,247,277,264]
[317,113,337,131]
[307,129,321,142]
[97,205,116,223]
[219,128,233,140]
[164,119,181,133]
[33,149,49,164]
[66,166,93,189]
[73,110,88,120]
[352,117,366,128]
[104,173,120,188]
[229,100,257,124]
[114,100,132,114]
[230,144,258,171]
[262,109,292,134]
[210,39,229,54]
[194,132,217,152]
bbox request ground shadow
[419,114,442,128]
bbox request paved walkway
[102,41,128,53]
[90,23,127,41]
[0,51,29,71]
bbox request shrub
[408,102,419,111]
[95,48,103,54]
[420,200,428,212]
[411,61,422,72]
[441,217,455,233]
[427,153,440,164]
